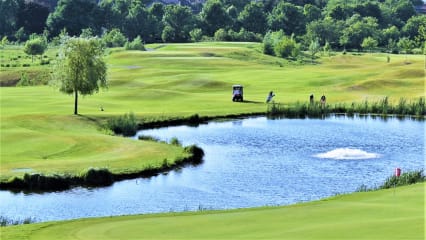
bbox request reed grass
[106,112,137,136]
[267,97,425,118]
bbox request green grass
[1,182,423,239]
[1,42,424,182]
[0,45,56,86]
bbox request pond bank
[0,145,204,192]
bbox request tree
[16,1,49,34]
[149,2,165,42]
[189,28,203,42]
[162,5,195,42]
[268,2,306,35]
[238,2,267,34]
[274,35,300,59]
[340,16,379,49]
[14,27,27,43]
[308,38,320,63]
[393,0,416,23]
[125,1,155,41]
[200,0,230,36]
[303,4,322,23]
[24,37,47,62]
[361,37,378,53]
[98,0,131,30]
[381,26,400,46]
[54,37,107,115]
[46,0,100,37]
[102,28,127,47]
[0,0,20,37]
[397,37,414,62]
[0,36,9,48]
[305,17,344,48]
[402,15,426,41]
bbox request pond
[0,115,423,223]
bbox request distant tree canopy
[0,0,425,52]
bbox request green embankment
[0,42,424,182]
[1,183,424,240]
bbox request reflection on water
[0,116,423,223]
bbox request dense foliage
[0,0,425,54]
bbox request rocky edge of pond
[0,145,204,192]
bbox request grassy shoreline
[1,182,423,239]
[0,144,203,192]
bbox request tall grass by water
[267,97,425,118]
[0,216,36,227]
[356,169,425,192]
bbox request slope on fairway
[1,183,423,240]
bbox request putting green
[1,183,423,239]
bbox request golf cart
[232,85,243,102]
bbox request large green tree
[238,2,267,34]
[46,0,100,37]
[340,16,379,49]
[268,2,306,35]
[162,5,195,42]
[54,37,107,115]
[17,1,49,34]
[200,0,230,36]
[305,17,344,47]
[0,0,20,37]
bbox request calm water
[0,116,424,223]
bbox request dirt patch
[0,78,20,87]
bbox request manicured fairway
[1,42,424,180]
[1,183,423,239]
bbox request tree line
[1,0,425,52]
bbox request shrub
[22,173,69,190]
[190,28,203,42]
[80,168,113,186]
[214,28,228,41]
[103,28,127,48]
[40,59,50,65]
[274,36,300,59]
[124,36,145,51]
[170,137,181,146]
[107,112,138,136]
[184,145,204,164]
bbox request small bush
[107,112,137,136]
[170,137,181,146]
[184,145,204,164]
[80,168,113,186]
[124,36,145,51]
[22,63,30,67]
[40,59,50,65]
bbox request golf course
[1,43,424,181]
[0,42,424,238]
